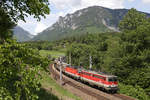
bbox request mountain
[13,26,34,42]
[32,6,149,41]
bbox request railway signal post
[60,57,63,85]
[89,55,92,69]
[69,52,71,65]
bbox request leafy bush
[119,83,150,100]
[0,39,50,100]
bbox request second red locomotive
[54,58,118,93]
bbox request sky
[18,0,150,35]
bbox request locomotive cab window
[108,77,117,82]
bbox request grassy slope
[39,49,66,58]
[40,70,81,100]
[37,87,59,100]
[39,49,81,100]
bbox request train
[54,57,118,93]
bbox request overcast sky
[18,0,150,35]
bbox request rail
[49,64,135,100]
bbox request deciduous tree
[0,0,50,22]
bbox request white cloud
[128,0,135,2]
[142,0,150,3]
[19,0,125,35]
[50,0,124,10]
[49,0,82,10]
[18,12,63,35]
[47,0,125,24]
[81,0,124,9]
[34,22,47,34]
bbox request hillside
[13,26,34,42]
[32,6,128,41]
[32,6,150,41]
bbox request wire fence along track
[49,64,135,100]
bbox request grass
[40,70,81,100]
[39,48,81,100]
[37,88,59,100]
[39,49,66,58]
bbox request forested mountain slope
[33,6,150,41]
[13,26,34,42]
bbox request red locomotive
[54,58,118,93]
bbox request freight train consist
[54,57,118,93]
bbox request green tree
[119,8,146,32]
[0,0,50,99]
[117,8,150,96]
[0,0,50,41]
[0,8,15,42]
[0,0,50,22]
[0,39,50,99]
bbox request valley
[1,1,150,100]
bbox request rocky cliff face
[32,6,149,41]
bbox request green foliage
[37,88,59,100]
[119,83,150,100]
[126,68,150,89]
[0,0,51,99]
[24,41,54,50]
[67,43,95,67]
[119,8,147,31]
[0,39,50,99]
[0,0,50,42]
[0,8,15,41]
[63,8,150,99]
[0,0,50,22]
[39,50,65,58]
[40,70,81,100]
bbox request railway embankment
[50,64,136,100]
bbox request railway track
[49,64,135,100]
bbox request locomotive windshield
[108,77,117,82]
